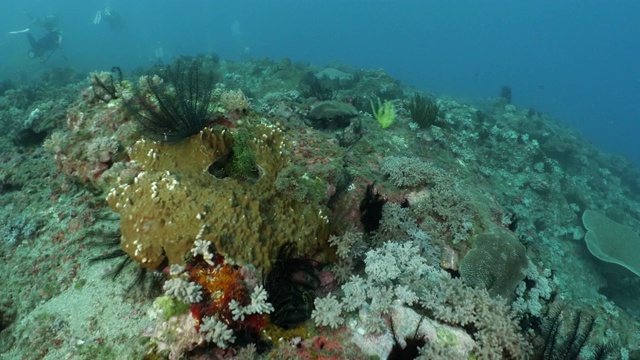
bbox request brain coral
[106,123,329,271]
[459,229,528,299]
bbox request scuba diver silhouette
[9,28,64,64]
[26,14,59,32]
[93,7,124,30]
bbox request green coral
[435,326,460,347]
[230,129,257,178]
[274,164,328,203]
[153,296,189,320]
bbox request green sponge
[152,296,189,320]
[582,210,640,277]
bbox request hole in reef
[207,149,260,182]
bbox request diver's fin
[8,28,30,34]
[93,11,102,25]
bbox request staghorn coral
[106,123,330,271]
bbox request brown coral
[106,123,329,271]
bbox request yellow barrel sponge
[106,123,329,271]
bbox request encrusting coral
[106,122,330,271]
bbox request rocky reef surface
[0,58,638,359]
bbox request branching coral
[163,278,202,304]
[313,240,532,358]
[420,277,532,358]
[312,293,343,328]
[380,156,437,188]
[199,315,236,348]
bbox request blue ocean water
[1,1,638,164]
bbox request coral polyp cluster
[188,257,247,327]
[153,245,274,356]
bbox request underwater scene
[1,1,640,360]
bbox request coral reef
[1,55,639,359]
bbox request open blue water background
[1,0,638,164]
